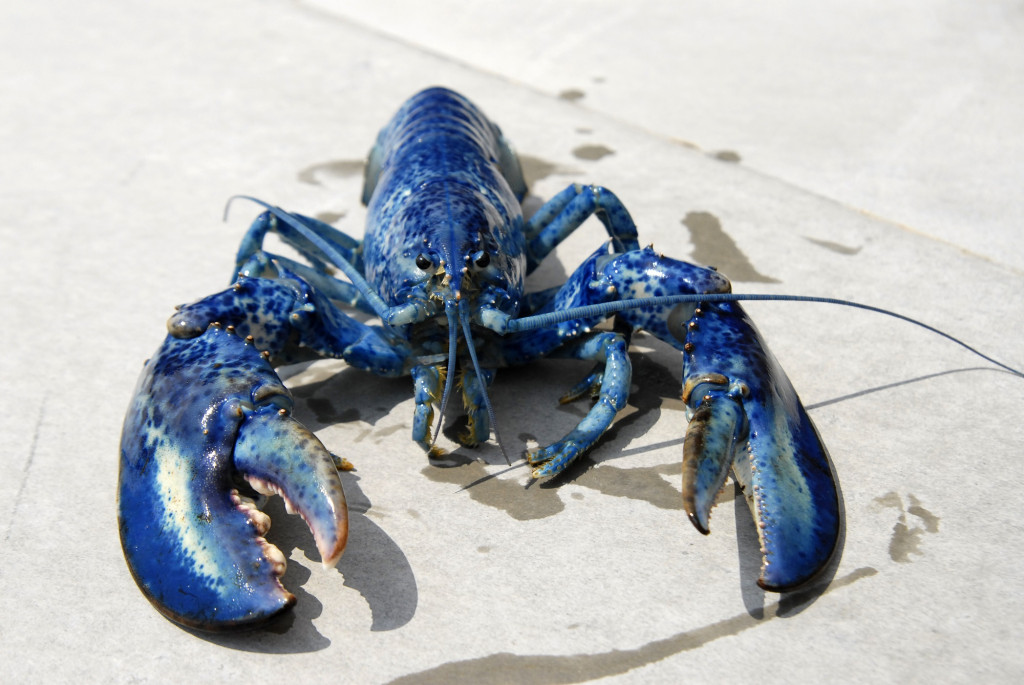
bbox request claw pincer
[538,247,839,589]
[119,287,348,630]
[677,300,839,590]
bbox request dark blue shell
[119,325,347,630]
[361,88,526,314]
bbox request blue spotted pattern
[119,325,347,630]
[119,87,840,630]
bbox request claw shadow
[287,362,411,433]
[191,453,418,653]
[332,471,419,633]
[517,340,855,615]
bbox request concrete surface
[2,1,1023,682]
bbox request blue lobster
[119,87,861,630]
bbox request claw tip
[686,510,711,536]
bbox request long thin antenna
[506,293,1023,378]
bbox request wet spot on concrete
[576,462,682,510]
[314,210,346,225]
[518,155,581,187]
[906,496,939,533]
[421,459,565,521]
[804,236,862,255]
[713,150,741,163]
[888,521,926,563]
[873,492,940,563]
[672,138,700,150]
[681,212,779,283]
[572,144,615,161]
[558,88,585,102]
[298,159,365,186]
[386,566,877,684]
[288,363,410,431]
[873,491,902,509]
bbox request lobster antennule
[431,298,460,447]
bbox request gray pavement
[3,1,1023,682]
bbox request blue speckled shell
[118,87,843,632]
[119,325,346,630]
[362,88,526,310]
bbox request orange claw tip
[315,509,348,571]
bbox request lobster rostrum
[119,87,1020,631]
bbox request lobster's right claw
[118,324,348,631]
[681,304,840,591]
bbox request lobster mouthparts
[118,324,348,631]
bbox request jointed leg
[524,184,641,273]
[503,245,727,477]
[526,331,632,478]
[411,364,496,455]
[234,210,375,313]
[235,209,363,273]
[412,365,445,457]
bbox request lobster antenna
[431,299,460,447]
[459,299,510,465]
[506,293,1023,378]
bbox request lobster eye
[415,253,432,270]
[474,252,490,268]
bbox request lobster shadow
[192,366,419,652]
[532,341,847,618]
[191,467,417,653]
[198,315,907,651]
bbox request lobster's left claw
[118,325,348,630]
[680,303,840,592]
